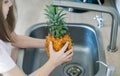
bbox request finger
[65,57,72,62]
[60,42,69,53]
[66,51,73,59]
[61,49,73,60]
[49,41,54,53]
[65,48,73,56]
[65,52,73,62]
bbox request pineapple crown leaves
[44,5,68,38]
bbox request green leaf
[57,9,63,16]
[44,4,68,37]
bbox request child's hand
[48,42,73,67]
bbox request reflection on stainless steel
[21,23,106,76]
[96,61,115,76]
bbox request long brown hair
[0,0,16,42]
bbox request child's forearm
[11,33,45,48]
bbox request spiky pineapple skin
[45,34,72,58]
[44,5,73,58]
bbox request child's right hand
[48,42,73,67]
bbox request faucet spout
[96,61,115,76]
[53,1,118,52]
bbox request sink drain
[64,63,84,76]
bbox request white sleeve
[0,47,16,73]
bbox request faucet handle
[93,15,104,28]
[106,65,115,76]
[96,61,116,76]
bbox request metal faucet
[94,14,104,28]
[52,0,119,52]
[94,0,104,28]
[96,61,115,76]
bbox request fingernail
[49,41,52,44]
[66,42,69,44]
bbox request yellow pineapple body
[45,34,72,58]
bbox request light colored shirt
[0,40,16,73]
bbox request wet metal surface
[22,23,106,76]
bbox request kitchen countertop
[15,0,120,75]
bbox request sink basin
[20,23,106,76]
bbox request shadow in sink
[22,23,106,76]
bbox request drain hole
[64,63,84,76]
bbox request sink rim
[22,23,106,76]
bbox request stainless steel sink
[21,23,106,76]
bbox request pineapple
[45,5,72,58]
